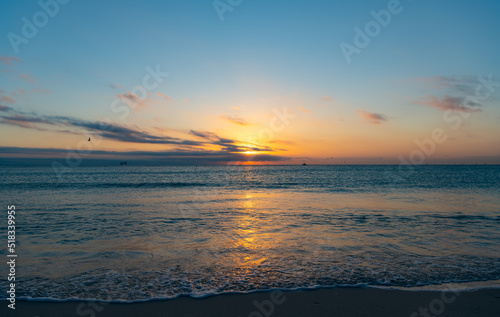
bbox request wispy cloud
[109,83,123,89]
[19,73,36,83]
[0,107,276,155]
[418,75,479,95]
[33,88,51,94]
[268,139,296,145]
[189,129,271,153]
[220,114,250,126]
[11,88,51,97]
[116,91,153,109]
[298,106,313,113]
[322,96,335,102]
[0,96,15,103]
[0,109,201,145]
[0,56,21,65]
[0,69,36,83]
[156,92,171,101]
[0,105,12,112]
[417,95,481,113]
[356,110,387,124]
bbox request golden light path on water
[1,165,499,300]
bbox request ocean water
[0,165,499,301]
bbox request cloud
[109,84,123,89]
[0,146,290,164]
[322,96,335,102]
[0,109,200,146]
[0,105,12,112]
[116,91,153,109]
[220,114,250,126]
[298,106,313,113]
[156,92,171,101]
[357,110,387,124]
[189,130,218,140]
[0,96,15,103]
[12,88,25,96]
[418,75,480,95]
[19,73,36,83]
[0,69,37,83]
[417,95,481,113]
[33,88,51,94]
[0,56,21,65]
[11,88,51,97]
[189,129,271,153]
[117,91,141,103]
[0,107,276,155]
[232,106,241,111]
[268,139,296,145]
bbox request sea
[0,165,499,302]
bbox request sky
[0,0,499,165]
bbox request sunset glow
[0,1,499,165]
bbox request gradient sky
[1,0,499,165]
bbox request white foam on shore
[374,279,500,292]
[3,280,500,304]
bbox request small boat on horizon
[302,162,307,166]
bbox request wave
[5,279,500,303]
[0,182,212,189]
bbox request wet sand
[1,287,499,317]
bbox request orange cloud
[12,88,51,96]
[0,56,21,65]
[356,110,387,124]
[220,114,250,126]
[0,95,15,103]
[116,91,153,110]
[298,106,313,113]
[156,92,171,101]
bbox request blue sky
[0,0,499,164]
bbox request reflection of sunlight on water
[219,192,276,269]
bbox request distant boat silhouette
[120,162,127,166]
[302,162,307,166]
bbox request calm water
[0,165,499,301]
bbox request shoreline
[2,287,499,317]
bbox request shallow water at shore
[0,165,499,301]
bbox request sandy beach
[2,287,499,317]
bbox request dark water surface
[0,165,499,301]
